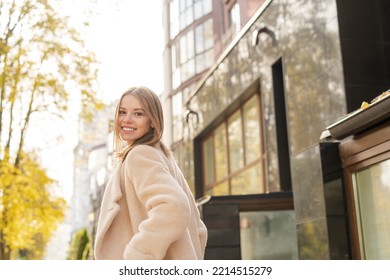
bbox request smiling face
[117,94,153,146]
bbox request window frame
[339,120,390,259]
[200,93,266,196]
[171,17,214,88]
[169,0,212,40]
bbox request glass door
[352,159,390,259]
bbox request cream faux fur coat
[94,144,207,260]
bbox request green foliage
[67,228,90,260]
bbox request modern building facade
[162,0,390,259]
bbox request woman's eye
[119,110,126,115]
[134,112,143,116]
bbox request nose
[123,113,133,123]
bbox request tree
[67,228,90,260]
[0,0,103,259]
[0,152,67,259]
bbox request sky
[83,0,165,102]
[70,0,165,102]
[27,0,164,202]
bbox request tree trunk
[0,228,10,260]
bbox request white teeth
[123,127,135,131]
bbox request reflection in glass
[228,110,244,172]
[243,95,261,163]
[231,164,262,195]
[214,124,228,181]
[201,93,264,196]
[171,43,181,89]
[195,18,214,73]
[179,30,194,81]
[194,0,212,20]
[206,180,229,196]
[353,159,390,259]
[203,136,214,186]
[240,211,298,259]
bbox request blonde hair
[113,86,170,160]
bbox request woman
[94,86,207,260]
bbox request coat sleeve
[122,145,191,260]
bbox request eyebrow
[119,107,145,111]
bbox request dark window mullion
[240,107,247,166]
[224,120,232,195]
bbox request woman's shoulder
[125,144,167,162]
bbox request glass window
[201,94,264,196]
[179,35,188,64]
[195,24,205,54]
[178,0,193,30]
[206,181,229,196]
[195,52,206,73]
[214,123,228,182]
[194,0,212,20]
[172,93,183,142]
[204,48,214,68]
[187,30,195,61]
[188,58,196,78]
[179,30,195,81]
[195,18,213,52]
[231,164,262,195]
[204,19,214,49]
[243,95,261,163]
[171,43,177,70]
[228,110,244,173]
[169,0,214,87]
[194,18,214,73]
[353,159,390,259]
[170,0,214,85]
[182,85,194,105]
[185,5,194,26]
[199,19,213,51]
[185,0,192,9]
[194,0,203,20]
[240,211,298,259]
[229,2,241,31]
[195,49,214,73]
[179,0,186,11]
[203,136,215,186]
[171,43,181,89]
[203,0,212,15]
[169,0,180,39]
[169,0,212,37]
